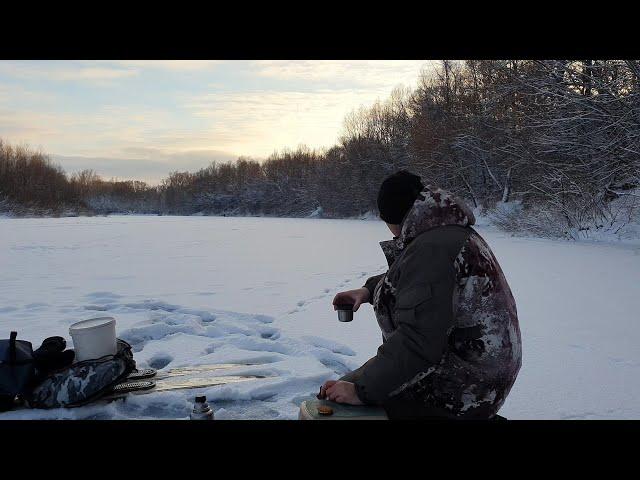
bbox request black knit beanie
[377,170,424,224]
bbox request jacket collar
[379,185,475,266]
[380,238,403,268]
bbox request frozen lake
[1,215,639,419]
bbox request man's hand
[319,380,364,405]
[333,288,370,312]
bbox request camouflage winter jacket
[342,186,522,419]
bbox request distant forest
[1,60,639,239]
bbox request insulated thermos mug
[336,303,354,322]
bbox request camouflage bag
[28,339,136,409]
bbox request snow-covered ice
[1,215,639,419]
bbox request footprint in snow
[85,291,123,301]
[25,302,48,309]
[148,353,174,370]
[84,305,111,312]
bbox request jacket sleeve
[362,273,385,304]
[353,243,456,405]
[338,357,376,383]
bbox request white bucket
[69,317,117,362]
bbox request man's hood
[379,185,475,267]
[400,185,475,243]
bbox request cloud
[0,84,58,106]
[185,87,398,157]
[0,109,78,143]
[0,101,219,164]
[53,149,238,184]
[0,61,224,88]
[118,146,238,164]
[55,66,137,82]
[0,61,138,86]
[253,60,434,88]
[109,60,223,71]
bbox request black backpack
[0,332,36,411]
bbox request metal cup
[336,303,354,322]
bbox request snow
[1,215,639,419]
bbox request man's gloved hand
[33,336,75,375]
[34,336,66,355]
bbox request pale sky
[0,60,436,183]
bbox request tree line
[1,60,639,239]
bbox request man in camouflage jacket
[320,171,522,419]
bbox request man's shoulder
[394,226,473,281]
[407,225,473,255]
